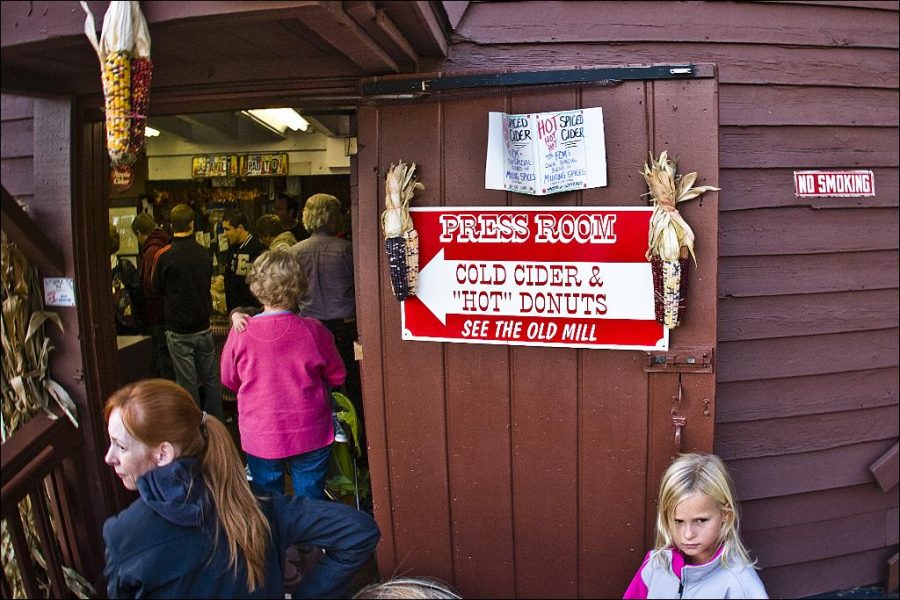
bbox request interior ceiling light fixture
[144,125,160,137]
[242,108,309,133]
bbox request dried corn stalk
[1,233,91,598]
[382,161,424,301]
[642,151,719,329]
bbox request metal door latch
[671,375,687,455]
[645,346,713,373]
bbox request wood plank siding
[441,1,898,597]
[1,95,34,203]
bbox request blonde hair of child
[653,452,757,569]
[353,576,462,599]
[246,249,307,309]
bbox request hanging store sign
[191,153,288,178]
[485,107,607,195]
[793,170,875,198]
[401,207,667,351]
[110,165,134,191]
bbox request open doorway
[107,105,366,506]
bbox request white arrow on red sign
[416,248,655,325]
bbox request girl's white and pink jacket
[623,547,768,599]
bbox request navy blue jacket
[103,458,379,599]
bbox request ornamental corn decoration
[127,55,153,156]
[82,1,152,167]
[642,151,719,329]
[382,161,425,301]
[102,49,134,166]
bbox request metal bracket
[644,346,714,373]
[362,64,706,97]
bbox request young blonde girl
[624,453,768,599]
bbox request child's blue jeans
[245,444,331,500]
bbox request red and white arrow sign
[400,207,667,350]
[417,249,654,325]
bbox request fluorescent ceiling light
[242,108,309,133]
[145,126,160,137]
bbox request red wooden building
[1,2,897,598]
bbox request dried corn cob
[382,161,424,301]
[102,49,134,166]
[127,56,153,156]
[642,151,719,329]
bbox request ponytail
[201,415,272,591]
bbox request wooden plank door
[354,66,719,598]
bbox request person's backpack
[112,257,142,334]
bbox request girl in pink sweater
[220,249,345,499]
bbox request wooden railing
[1,412,94,599]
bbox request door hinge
[644,346,713,373]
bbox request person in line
[222,208,265,313]
[275,192,308,243]
[255,213,297,251]
[109,224,143,335]
[623,453,768,599]
[152,203,224,421]
[353,576,462,599]
[102,378,380,599]
[220,249,345,499]
[130,211,174,379]
[289,193,363,451]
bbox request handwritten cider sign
[485,107,607,195]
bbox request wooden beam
[345,1,419,65]
[1,185,65,276]
[888,552,899,593]
[869,442,899,492]
[298,2,398,72]
[382,1,449,57]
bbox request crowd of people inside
[105,191,767,598]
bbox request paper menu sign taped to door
[485,107,607,195]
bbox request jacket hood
[136,457,211,527]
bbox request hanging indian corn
[127,2,153,157]
[642,151,719,329]
[82,1,153,167]
[102,48,133,166]
[382,161,425,301]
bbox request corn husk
[382,161,424,301]
[642,151,719,328]
[2,233,91,599]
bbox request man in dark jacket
[221,209,265,312]
[152,204,223,420]
[131,211,174,379]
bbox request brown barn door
[354,65,719,598]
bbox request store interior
[109,107,354,315]
[109,108,362,492]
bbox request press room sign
[401,207,667,351]
[793,170,875,198]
